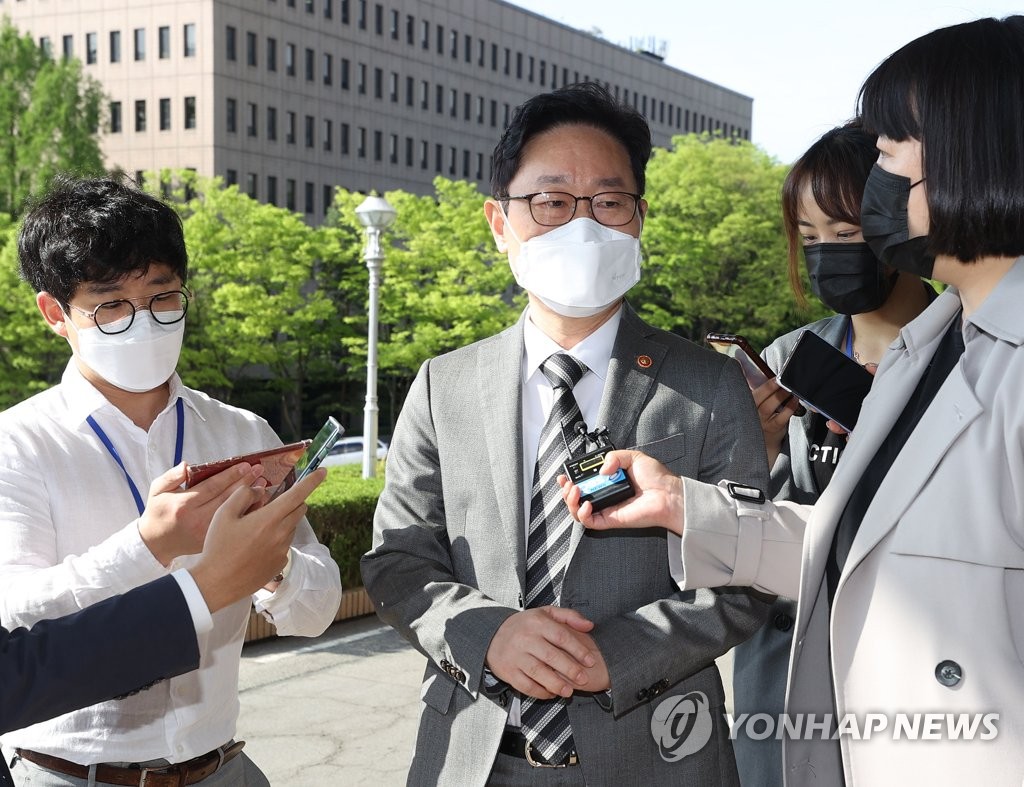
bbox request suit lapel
[479,315,529,591]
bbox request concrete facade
[1,0,752,220]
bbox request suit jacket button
[456,670,466,682]
[440,659,450,670]
[935,660,963,687]
[774,613,794,632]
[636,687,649,701]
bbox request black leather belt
[499,729,579,768]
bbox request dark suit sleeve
[0,574,200,735]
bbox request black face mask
[860,164,934,278]
[804,242,896,315]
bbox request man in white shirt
[0,175,342,786]
[361,83,771,786]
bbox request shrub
[306,463,384,588]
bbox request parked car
[322,435,389,467]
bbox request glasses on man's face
[503,191,641,227]
[66,288,191,335]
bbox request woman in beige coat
[562,15,1024,787]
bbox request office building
[1,0,753,221]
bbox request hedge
[305,462,385,588]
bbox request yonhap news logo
[649,693,1000,763]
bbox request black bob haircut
[781,120,878,302]
[490,82,652,199]
[858,15,1024,262]
[18,174,188,306]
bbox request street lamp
[355,193,397,478]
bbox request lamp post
[354,194,397,478]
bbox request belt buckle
[139,765,186,787]
[524,741,577,769]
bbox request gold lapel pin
[637,355,653,369]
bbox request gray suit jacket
[362,303,772,786]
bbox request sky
[507,1,1022,164]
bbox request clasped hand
[485,607,609,700]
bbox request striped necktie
[520,352,588,764]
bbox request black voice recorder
[562,425,635,512]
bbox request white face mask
[69,311,185,393]
[504,214,642,318]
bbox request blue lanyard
[87,398,185,516]
[844,323,855,358]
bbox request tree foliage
[0,18,104,216]
[637,134,826,350]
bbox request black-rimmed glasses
[66,288,191,335]
[501,191,642,227]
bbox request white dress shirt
[0,362,342,764]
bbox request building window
[476,152,484,180]
[341,58,350,89]
[463,149,470,178]
[323,184,332,216]
[449,88,457,118]
[247,172,257,199]
[39,37,52,59]
[449,30,457,59]
[341,123,349,154]
[373,67,382,99]
[389,71,398,102]
[110,30,121,63]
[406,14,414,45]
[476,95,484,124]
[159,98,171,130]
[491,43,497,71]
[358,0,367,29]
[463,92,470,121]
[267,175,278,206]
[85,32,97,64]
[374,3,383,35]
[435,84,442,114]
[373,130,382,161]
[421,19,429,49]
[405,136,413,166]
[420,79,428,110]
[503,47,510,75]
[477,37,484,66]
[490,99,497,127]
[390,9,398,39]
[247,103,257,137]
[323,53,332,85]
[286,178,296,211]
[357,126,366,157]
[436,24,443,55]
[286,111,296,143]
[420,140,428,169]
[109,101,122,133]
[134,99,146,131]
[340,0,350,23]
[389,133,398,163]
[62,35,73,61]
[184,24,196,57]
[247,32,257,66]
[267,37,276,71]
[358,62,366,94]
[324,0,333,19]
[304,114,314,147]
[285,43,296,76]
[405,76,413,107]
[305,0,314,13]
[304,48,314,81]
[266,106,277,140]
[516,52,522,79]
[323,118,332,151]
[434,143,442,173]
[184,96,196,129]
[304,181,314,214]
[226,26,236,61]
[528,55,534,83]
[449,145,456,175]
[134,28,145,61]
[226,169,238,186]
[226,97,237,132]
[158,26,170,59]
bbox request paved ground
[238,615,422,786]
[238,615,735,786]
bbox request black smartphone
[777,331,874,432]
[294,416,344,481]
[706,332,776,389]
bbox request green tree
[0,18,104,216]
[169,172,348,440]
[637,134,825,350]
[334,178,520,432]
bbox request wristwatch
[273,549,294,584]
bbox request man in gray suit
[361,83,772,785]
